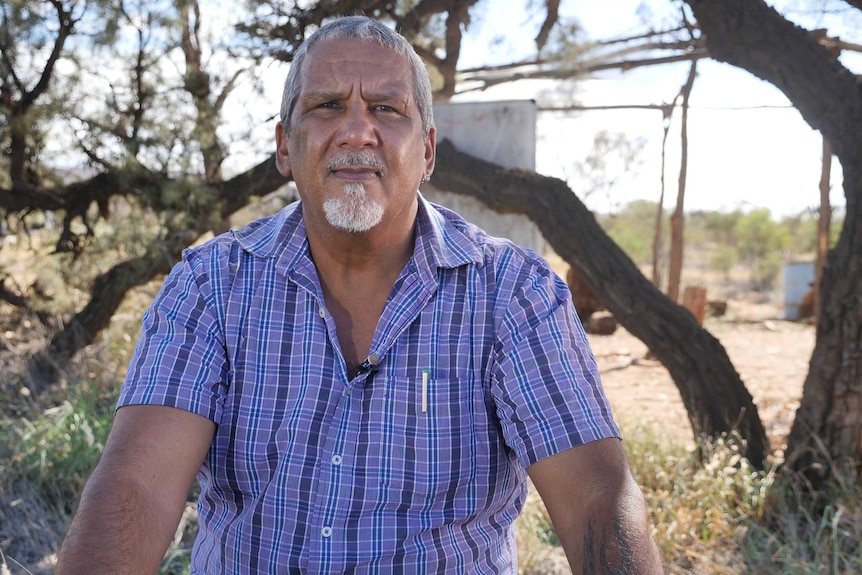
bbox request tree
[736,208,790,291]
[682,0,862,484]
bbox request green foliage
[701,209,743,245]
[515,480,566,572]
[1,358,860,573]
[0,382,114,510]
[709,243,738,283]
[516,488,561,548]
[597,203,841,296]
[734,209,792,291]
[780,210,845,259]
[160,548,193,575]
[601,199,666,266]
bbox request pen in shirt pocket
[421,368,430,413]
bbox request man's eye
[372,105,397,113]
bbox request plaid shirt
[119,196,620,574]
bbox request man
[56,15,663,574]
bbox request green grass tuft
[0,381,115,512]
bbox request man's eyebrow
[300,86,411,107]
[369,90,410,103]
[300,89,344,103]
[359,86,412,106]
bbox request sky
[451,0,856,218]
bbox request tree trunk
[667,61,697,303]
[684,0,862,484]
[433,139,769,468]
[788,162,862,482]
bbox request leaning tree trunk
[433,139,770,469]
[684,0,862,484]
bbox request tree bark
[433,138,769,468]
[684,0,862,483]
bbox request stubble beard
[323,182,385,233]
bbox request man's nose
[337,105,379,148]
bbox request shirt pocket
[363,375,491,508]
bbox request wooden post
[682,285,708,325]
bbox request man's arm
[527,437,664,574]
[55,405,216,575]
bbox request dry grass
[514,421,862,575]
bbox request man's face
[275,37,435,234]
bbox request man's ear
[424,126,436,176]
[275,123,291,177]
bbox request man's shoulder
[425,200,552,275]
[185,202,303,262]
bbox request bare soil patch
[587,300,815,463]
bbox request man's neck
[309,224,414,277]
[307,224,416,369]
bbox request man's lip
[330,167,381,178]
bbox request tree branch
[456,49,709,95]
[22,0,79,109]
[535,0,560,52]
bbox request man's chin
[323,200,384,233]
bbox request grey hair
[279,15,434,139]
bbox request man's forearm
[559,486,664,574]
[56,468,180,574]
[578,516,662,574]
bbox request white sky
[453,0,852,218]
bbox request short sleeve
[490,265,620,468]
[118,249,229,423]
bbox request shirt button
[318,307,325,318]
[321,526,333,538]
[331,454,342,466]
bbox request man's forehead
[300,38,414,95]
[305,37,410,68]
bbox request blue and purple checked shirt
[118,195,620,574]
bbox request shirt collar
[414,193,485,271]
[231,193,485,276]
